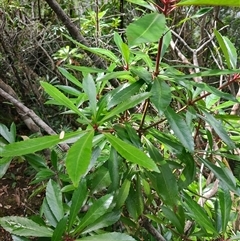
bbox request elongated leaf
[58,67,82,88]
[214,29,237,69]
[126,0,156,11]
[105,133,159,172]
[199,157,240,195]
[83,74,97,116]
[126,13,166,46]
[51,216,67,241]
[65,65,106,74]
[81,211,121,234]
[200,110,235,149]
[155,162,178,207]
[178,151,196,189]
[177,0,240,6]
[164,107,194,153]
[101,92,151,123]
[74,194,113,233]
[108,147,119,191]
[0,160,11,178]
[76,232,136,241]
[115,179,131,209]
[68,179,88,231]
[0,130,83,157]
[162,206,184,233]
[218,188,232,233]
[114,32,130,65]
[42,197,58,227]
[97,71,134,83]
[108,81,144,109]
[46,180,64,222]
[66,130,94,187]
[150,79,171,113]
[182,192,218,235]
[41,81,90,123]
[0,216,53,237]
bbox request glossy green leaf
[115,178,131,209]
[214,29,237,69]
[81,211,121,234]
[108,81,144,109]
[66,130,94,187]
[51,216,67,241]
[114,32,130,65]
[101,92,151,123]
[200,110,235,149]
[182,192,218,235]
[199,157,240,195]
[164,106,194,153]
[126,13,166,46]
[150,79,171,113]
[12,235,30,241]
[58,67,82,88]
[41,81,90,123]
[0,130,82,157]
[74,194,113,233]
[191,7,213,18]
[105,133,159,172]
[177,0,240,6]
[83,74,97,116]
[218,188,232,233]
[46,179,64,222]
[97,71,134,83]
[31,169,55,184]
[126,0,156,11]
[161,28,172,59]
[65,65,106,74]
[0,160,11,178]
[68,179,88,231]
[56,85,81,96]
[76,232,136,241]
[155,162,178,207]
[0,216,53,237]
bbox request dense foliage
[0,0,240,240]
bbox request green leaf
[81,211,121,234]
[114,32,130,65]
[0,123,15,143]
[178,151,196,189]
[74,194,113,233]
[0,130,83,157]
[126,13,166,46]
[108,147,119,191]
[51,216,67,241]
[200,110,235,149]
[182,192,218,235]
[164,106,194,153]
[214,29,237,69]
[0,160,11,178]
[68,179,88,231]
[42,198,58,227]
[162,206,184,233]
[65,65,106,74]
[155,162,179,207]
[100,92,151,123]
[76,232,136,241]
[199,157,240,195]
[105,133,159,172]
[115,178,131,209]
[108,81,144,109]
[46,180,64,222]
[41,81,90,123]
[83,74,97,117]
[66,130,94,187]
[177,0,240,6]
[0,216,53,237]
[98,71,134,83]
[150,79,171,113]
[58,67,82,88]
[218,188,232,233]
[126,0,156,11]
[191,7,213,18]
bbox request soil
[0,161,44,241]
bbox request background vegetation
[0,0,240,240]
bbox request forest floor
[0,161,43,241]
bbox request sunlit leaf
[105,133,159,172]
[177,0,240,6]
[126,13,166,46]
